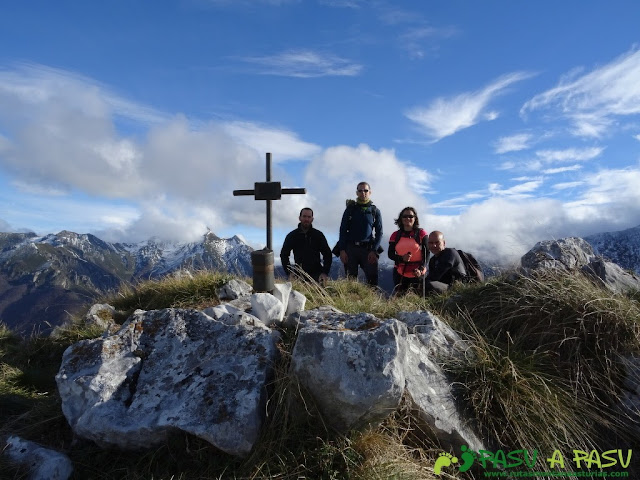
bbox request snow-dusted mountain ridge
[0,230,253,335]
[583,225,640,275]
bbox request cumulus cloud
[406,71,533,142]
[424,164,640,266]
[222,121,321,161]
[522,47,640,138]
[0,63,321,242]
[236,50,363,78]
[301,144,432,238]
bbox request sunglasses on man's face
[402,215,415,219]
[357,189,369,193]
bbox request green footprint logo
[459,445,476,473]
[433,452,458,475]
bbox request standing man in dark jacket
[338,181,383,286]
[425,230,466,294]
[280,208,332,284]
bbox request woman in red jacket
[387,207,428,295]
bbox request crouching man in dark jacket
[280,208,332,284]
[425,230,466,294]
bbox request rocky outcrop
[290,308,484,452]
[521,237,640,293]
[53,280,483,461]
[521,237,597,271]
[291,312,407,432]
[55,308,281,457]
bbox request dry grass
[441,269,640,465]
[2,267,640,478]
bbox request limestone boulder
[56,308,281,457]
[396,311,484,452]
[291,310,407,432]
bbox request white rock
[250,293,285,326]
[272,282,292,313]
[217,279,252,300]
[285,290,306,317]
[291,311,407,432]
[56,308,281,457]
[4,436,73,480]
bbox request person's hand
[368,251,378,264]
[319,273,329,287]
[413,266,426,278]
[402,252,412,262]
[340,250,348,264]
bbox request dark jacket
[338,201,383,252]
[280,224,332,278]
[426,248,467,285]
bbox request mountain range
[0,231,253,335]
[1,224,639,336]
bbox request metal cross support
[233,152,306,292]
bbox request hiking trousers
[345,244,378,286]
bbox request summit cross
[232,152,306,250]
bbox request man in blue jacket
[338,182,383,286]
[280,208,332,284]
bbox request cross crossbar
[232,152,306,250]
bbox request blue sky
[1,0,640,265]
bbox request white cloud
[488,179,543,198]
[522,47,640,138]
[398,25,458,59]
[535,146,603,163]
[222,121,321,161]
[429,191,485,209]
[499,147,602,174]
[301,144,431,238]
[542,165,582,175]
[0,63,167,126]
[406,71,533,142]
[0,64,317,242]
[552,181,583,190]
[237,50,363,78]
[433,165,640,266]
[494,133,533,154]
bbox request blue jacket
[338,201,383,252]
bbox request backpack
[457,250,484,283]
[391,229,423,265]
[332,200,383,256]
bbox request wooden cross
[233,152,306,250]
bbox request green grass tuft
[2,268,640,478]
